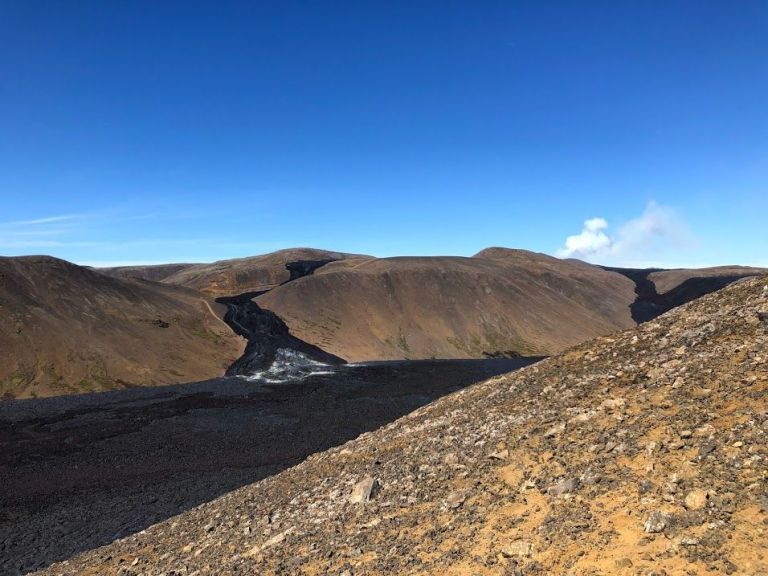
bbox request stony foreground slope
[0,256,243,398]
[37,277,768,575]
[0,358,537,575]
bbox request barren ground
[0,358,538,575]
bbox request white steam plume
[557,202,693,267]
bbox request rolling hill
[161,248,366,296]
[251,248,767,361]
[96,263,197,283]
[92,249,766,363]
[650,265,768,294]
[0,256,243,398]
[255,250,639,360]
[3,247,764,399]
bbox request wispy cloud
[557,202,695,267]
[2,226,78,238]
[0,210,166,250]
[0,232,290,259]
[0,213,87,228]
[0,213,89,250]
[0,210,162,231]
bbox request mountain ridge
[3,248,766,398]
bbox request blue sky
[1,1,766,267]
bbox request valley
[2,247,766,575]
[2,249,765,399]
[26,276,768,576]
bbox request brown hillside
[650,265,768,294]
[97,248,766,367]
[35,276,768,576]
[96,263,197,282]
[163,248,366,296]
[256,250,638,360]
[0,256,243,398]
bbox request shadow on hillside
[602,267,752,323]
[0,357,540,575]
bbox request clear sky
[1,1,766,268]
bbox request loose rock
[349,477,378,504]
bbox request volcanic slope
[603,264,768,323]
[96,263,196,283]
[255,249,639,360]
[36,276,768,576]
[161,248,367,296]
[650,266,768,295]
[0,256,243,398]
[256,247,767,361]
[480,248,767,310]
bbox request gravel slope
[0,359,538,575]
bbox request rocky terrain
[0,256,243,398]
[0,358,538,575]
[32,275,768,576]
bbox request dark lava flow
[603,267,756,323]
[215,259,346,377]
[285,258,336,281]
